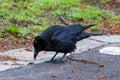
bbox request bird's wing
[40,25,64,39]
[67,24,95,32]
[51,27,68,41]
[51,28,76,53]
[51,24,95,42]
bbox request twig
[67,56,100,65]
[59,16,71,25]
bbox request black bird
[33,24,101,63]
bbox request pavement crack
[89,38,111,44]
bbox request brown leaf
[60,66,64,69]
[43,51,47,54]
[79,48,83,51]
[80,6,84,11]
[51,75,59,78]
[106,63,109,67]
[99,74,107,79]
[25,48,33,52]
[0,55,17,61]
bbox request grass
[0,0,119,38]
[53,5,116,23]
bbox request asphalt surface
[0,43,120,80]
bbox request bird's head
[33,36,46,61]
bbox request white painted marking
[99,47,120,55]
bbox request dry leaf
[99,74,107,79]
[106,63,109,67]
[60,66,64,69]
[51,75,59,78]
[80,6,84,11]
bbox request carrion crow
[33,24,101,63]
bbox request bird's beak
[33,50,39,63]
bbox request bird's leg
[50,52,58,61]
[45,52,58,63]
[58,53,67,63]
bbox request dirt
[0,35,34,52]
[0,1,120,52]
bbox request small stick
[67,56,100,65]
[59,16,71,25]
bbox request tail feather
[82,32,102,36]
[52,24,98,42]
[67,24,96,33]
[73,32,102,43]
[82,24,96,31]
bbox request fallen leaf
[43,51,47,54]
[99,74,107,79]
[106,63,109,67]
[80,6,84,11]
[25,48,33,52]
[51,75,59,78]
[0,55,17,61]
[79,48,83,51]
[60,66,64,69]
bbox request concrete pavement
[0,35,120,80]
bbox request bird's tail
[83,32,102,36]
[75,32,102,42]
[82,24,96,31]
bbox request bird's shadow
[45,57,68,64]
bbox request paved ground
[0,35,120,80]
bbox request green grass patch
[53,4,117,24]
[5,24,30,37]
[0,0,119,38]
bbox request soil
[0,35,34,52]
